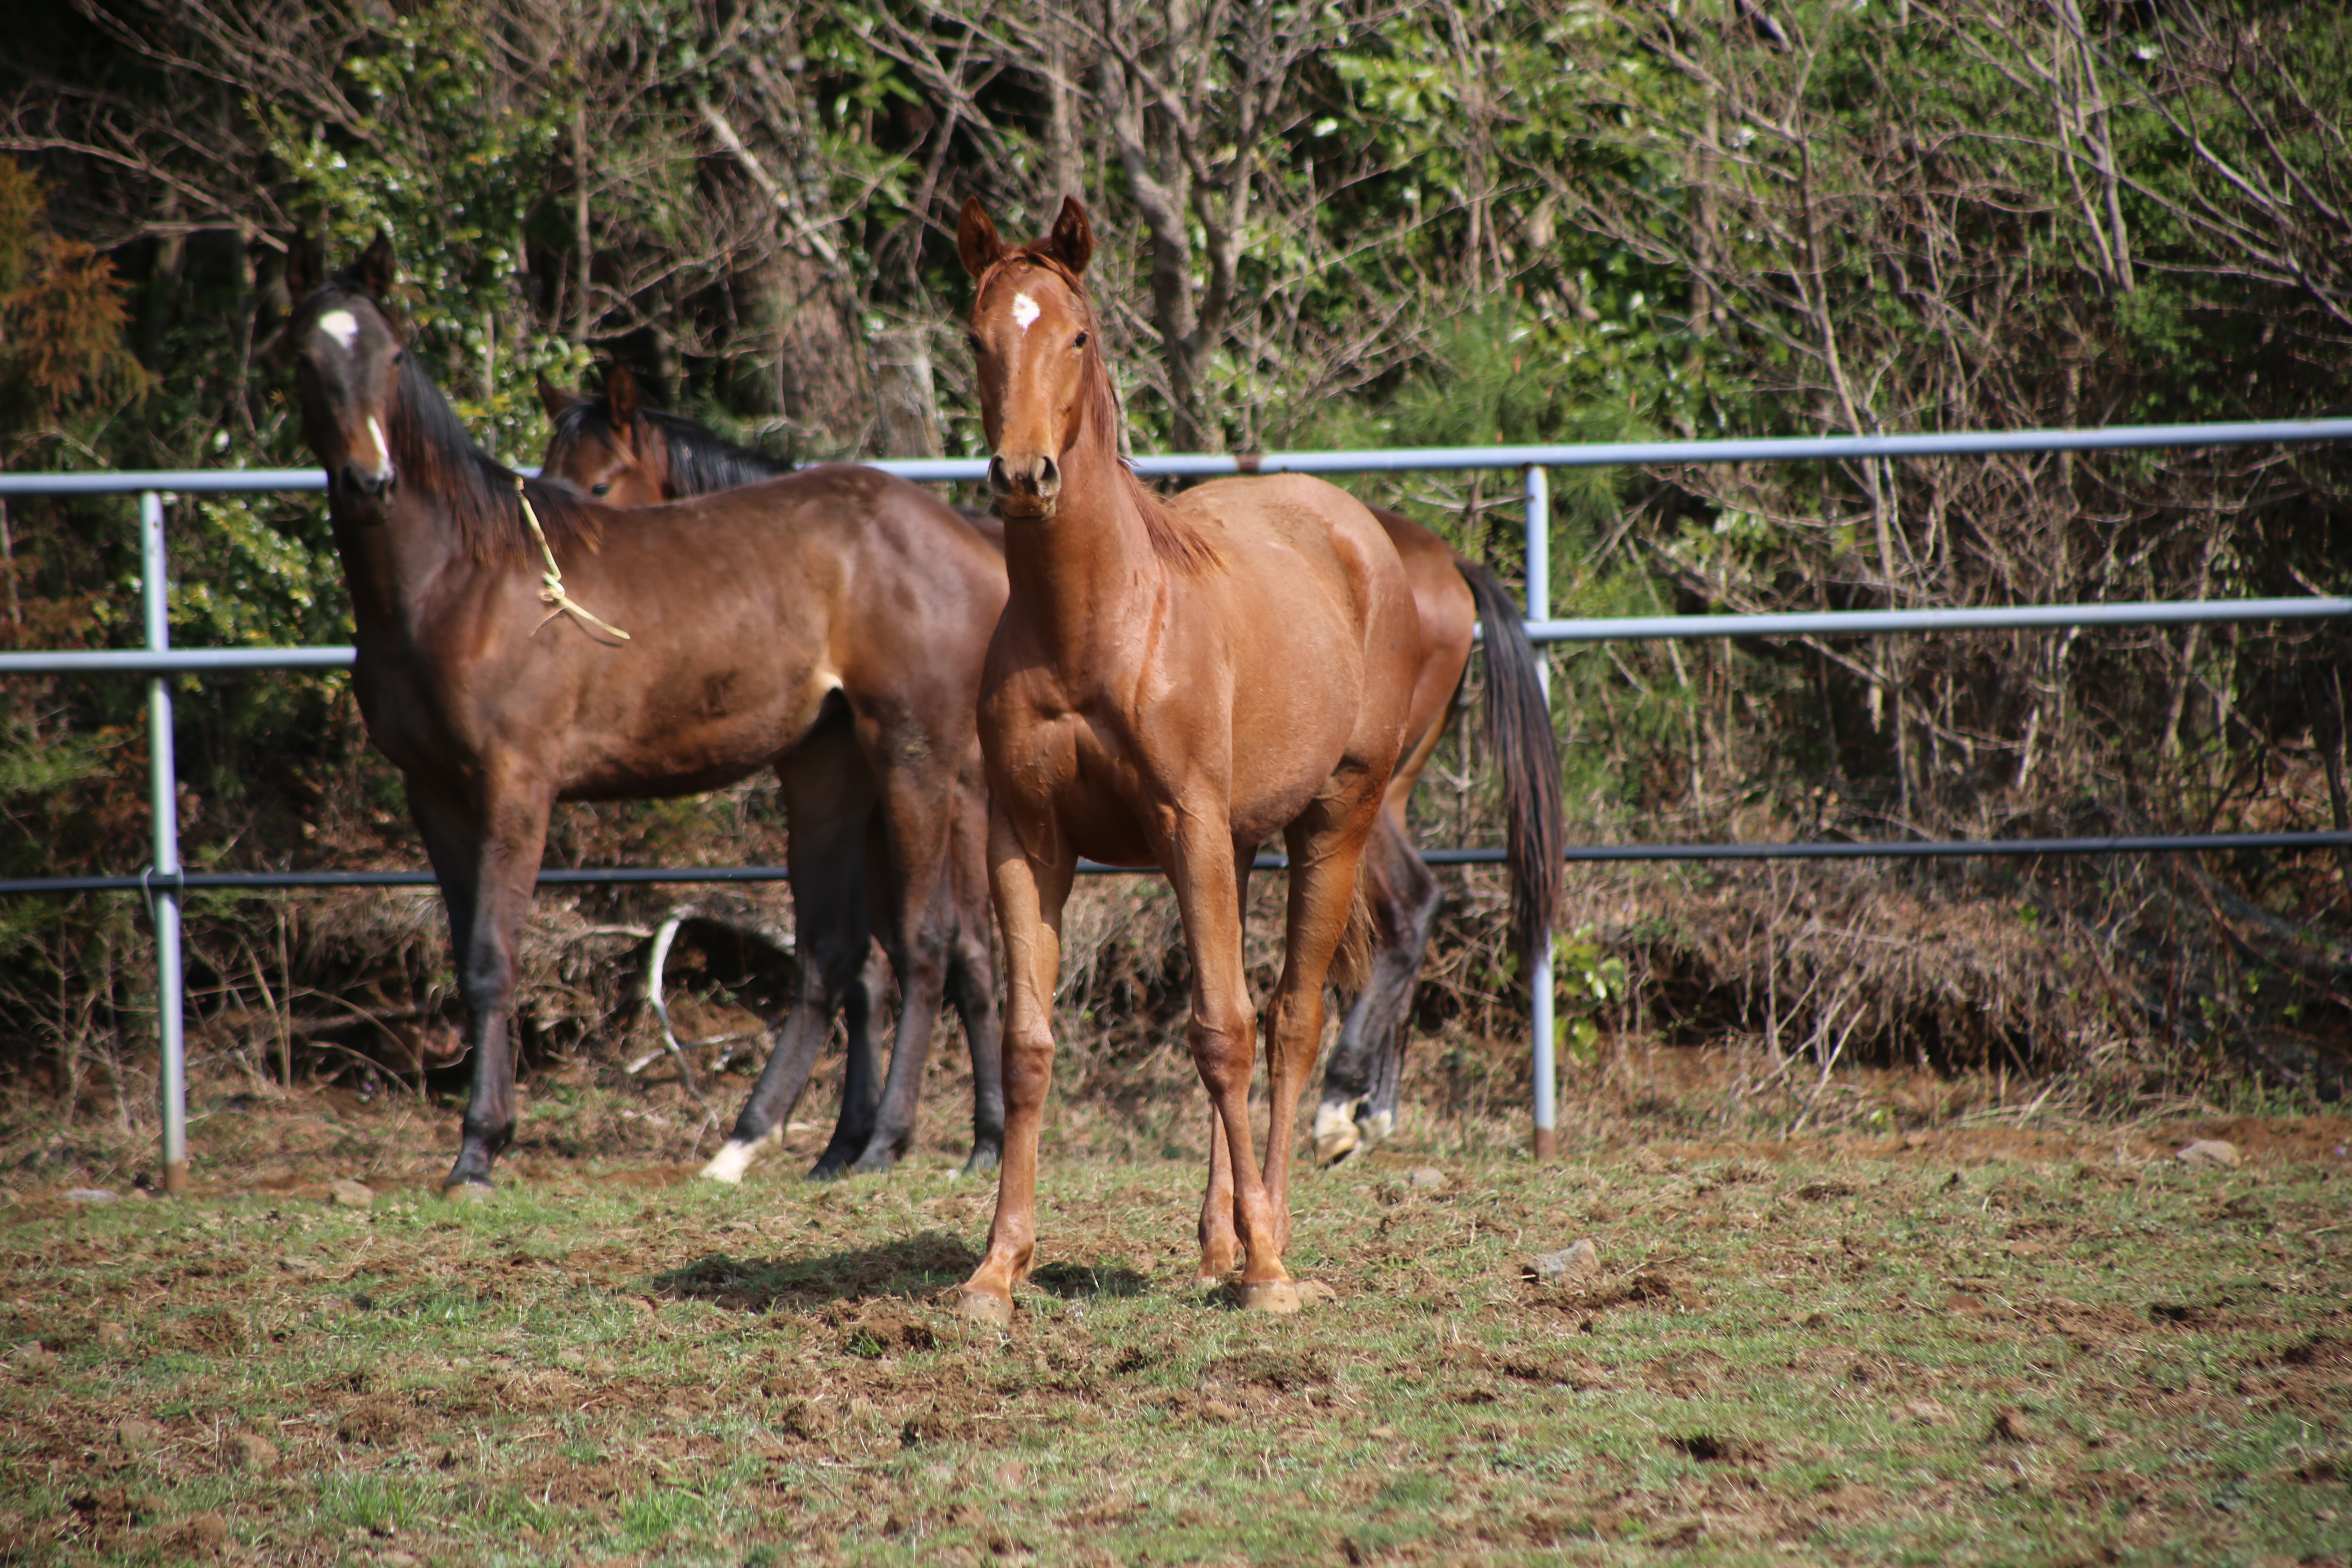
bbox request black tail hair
[1457,557,1564,961]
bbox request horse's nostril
[987,455,1011,494]
[1038,456,1061,493]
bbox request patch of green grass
[2,1116,2350,1565]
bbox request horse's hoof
[440,1181,496,1205]
[1234,1279,1305,1314]
[698,1138,762,1184]
[955,1289,1013,1326]
[804,1156,851,1183]
[960,1145,1001,1179]
[1358,1109,1395,1147]
[1311,1101,1361,1167]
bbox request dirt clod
[1900,1399,1949,1427]
[2176,1140,2241,1170]
[1526,1238,1602,1286]
[116,1415,165,1452]
[1988,1408,2040,1444]
[330,1178,375,1208]
[773,1399,834,1441]
[223,1430,279,1470]
[1405,1167,1446,1190]
[94,1321,129,1346]
[166,1512,232,1556]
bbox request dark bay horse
[955,195,1433,1319]
[285,235,1005,1195]
[535,370,1560,1175]
[531,366,1003,1185]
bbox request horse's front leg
[1197,844,1256,1284]
[413,767,554,1198]
[956,804,1074,1323]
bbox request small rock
[64,1188,118,1205]
[329,1178,375,1209]
[116,1414,166,1452]
[1900,1399,1949,1427]
[94,1321,129,1347]
[1405,1167,1446,1191]
[2176,1140,2240,1170]
[1527,1238,1603,1286]
[223,1431,278,1471]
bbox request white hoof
[1358,1108,1394,1148]
[1312,1101,1362,1166]
[698,1135,769,1185]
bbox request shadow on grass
[650,1230,979,1310]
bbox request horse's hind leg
[945,775,1004,1175]
[1314,812,1439,1164]
[702,731,876,1183]
[838,744,962,1176]
[1254,786,1387,1275]
[415,768,553,1197]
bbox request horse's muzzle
[988,451,1060,519]
[333,461,397,521]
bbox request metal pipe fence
[5,413,2349,1179]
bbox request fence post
[141,492,188,1195]
[1524,466,1557,1161]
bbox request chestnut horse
[285,236,1005,1194]
[532,366,1004,1186]
[956,194,1443,1319]
[536,372,1561,1173]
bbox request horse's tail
[1456,556,1564,962]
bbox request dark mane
[548,395,795,498]
[386,349,603,565]
[976,254,1222,575]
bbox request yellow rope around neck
[514,478,631,644]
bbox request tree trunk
[874,327,943,459]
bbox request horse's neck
[333,493,483,641]
[1003,435,1166,673]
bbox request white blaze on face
[363,416,394,483]
[1011,293,1041,333]
[316,309,360,351]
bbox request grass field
[2,1086,2349,1566]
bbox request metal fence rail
[5,412,2348,1182]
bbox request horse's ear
[537,373,574,421]
[604,363,640,430]
[1043,196,1093,277]
[957,196,1004,279]
[286,232,322,301]
[357,230,397,300]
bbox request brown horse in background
[955,194,1474,1320]
[537,369,1560,1175]
[286,235,1005,1194]
[533,367,1003,1184]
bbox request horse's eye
[967,334,984,358]
[590,482,610,497]
[1073,331,1088,349]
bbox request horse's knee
[1186,1005,1255,1089]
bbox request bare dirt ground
[1,1049,2348,1567]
